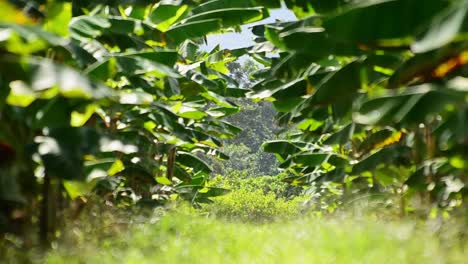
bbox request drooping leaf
[412,2,468,53]
[3,57,111,107]
[291,153,348,168]
[149,4,189,32]
[262,140,304,155]
[352,145,412,174]
[182,7,267,28]
[176,152,213,173]
[166,19,222,44]
[354,85,463,126]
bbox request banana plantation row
[0,0,466,246]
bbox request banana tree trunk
[39,172,51,247]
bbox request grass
[3,184,465,264]
[2,180,466,263]
[41,208,466,264]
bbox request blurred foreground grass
[40,209,465,264]
[2,185,467,264]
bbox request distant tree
[211,58,280,176]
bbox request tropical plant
[252,0,467,215]
[0,0,282,244]
[1,0,468,251]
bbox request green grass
[2,180,466,263]
[42,210,466,264]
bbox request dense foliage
[0,0,277,244]
[204,172,304,221]
[0,0,467,259]
[253,0,468,216]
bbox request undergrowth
[202,173,305,222]
[1,174,466,264]
[41,209,466,264]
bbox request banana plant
[253,0,468,214]
[0,0,276,244]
